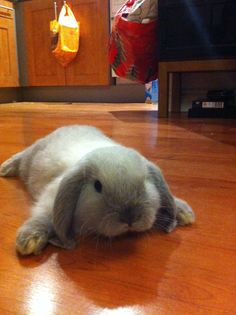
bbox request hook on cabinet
[54,1,58,20]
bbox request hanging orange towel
[50,4,80,67]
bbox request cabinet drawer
[0,6,14,19]
[0,3,19,87]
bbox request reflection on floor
[0,102,235,314]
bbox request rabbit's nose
[120,208,138,227]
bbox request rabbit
[0,125,195,255]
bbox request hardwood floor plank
[0,102,235,314]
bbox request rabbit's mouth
[98,222,130,238]
[100,223,149,238]
[97,214,155,237]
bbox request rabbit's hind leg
[0,151,24,177]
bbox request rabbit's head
[52,146,177,248]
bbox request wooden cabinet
[23,0,66,86]
[23,0,110,87]
[0,0,19,87]
[66,0,110,86]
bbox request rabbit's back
[20,125,116,199]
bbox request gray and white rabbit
[0,125,195,255]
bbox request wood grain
[0,102,236,315]
[65,0,110,86]
[0,0,13,8]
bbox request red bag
[109,0,158,84]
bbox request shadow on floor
[170,115,236,147]
[110,110,158,123]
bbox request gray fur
[52,165,86,248]
[0,125,195,255]
[147,162,177,232]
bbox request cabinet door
[23,0,65,86]
[65,0,110,86]
[0,7,19,87]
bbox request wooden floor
[0,102,236,315]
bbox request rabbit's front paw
[16,227,49,256]
[175,197,195,226]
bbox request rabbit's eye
[94,180,102,193]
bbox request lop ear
[50,166,85,249]
[147,162,177,232]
